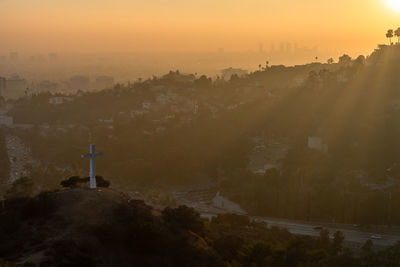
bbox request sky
[1,0,400,55]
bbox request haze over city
[1,0,398,54]
[3,0,400,82]
[4,0,400,266]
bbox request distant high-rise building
[294,43,299,52]
[0,77,6,96]
[70,75,90,90]
[286,43,292,53]
[5,74,27,99]
[270,44,275,52]
[49,53,58,61]
[58,81,70,92]
[279,42,285,52]
[95,75,114,90]
[259,43,264,53]
[36,54,45,62]
[38,80,57,92]
[9,52,19,61]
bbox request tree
[60,176,84,188]
[395,27,400,43]
[361,240,376,267]
[338,54,352,66]
[162,205,204,235]
[230,74,240,82]
[60,176,110,188]
[361,239,373,254]
[332,231,345,255]
[327,58,334,64]
[306,70,320,87]
[354,55,366,66]
[319,229,330,250]
[212,235,244,262]
[237,242,274,267]
[386,29,394,45]
[194,75,212,89]
[352,55,366,71]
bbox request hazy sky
[1,0,400,54]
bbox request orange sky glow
[1,0,400,55]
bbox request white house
[336,72,348,83]
[150,85,165,91]
[221,67,248,80]
[212,192,247,214]
[308,136,328,152]
[0,115,13,126]
[48,96,73,105]
[227,104,238,110]
[98,118,114,124]
[156,94,169,104]
[142,102,152,110]
[130,109,149,118]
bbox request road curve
[201,213,400,248]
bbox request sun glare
[386,0,400,12]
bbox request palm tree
[395,28,400,44]
[386,29,394,45]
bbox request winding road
[200,212,400,248]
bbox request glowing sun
[386,0,400,12]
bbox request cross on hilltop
[81,144,104,189]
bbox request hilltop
[0,188,221,266]
[3,187,400,266]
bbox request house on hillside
[130,109,149,118]
[48,96,73,105]
[156,94,169,104]
[38,80,58,92]
[308,136,328,152]
[95,76,114,90]
[212,192,247,214]
[4,74,27,99]
[336,71,348,83]
[142,102,152,110]
[221,67,248,80]
[0,115,13,126]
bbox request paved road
[200,212,400,248]
[159,189,400,248]
[253,216,400,247]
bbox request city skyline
[1,0,399,58]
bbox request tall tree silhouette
[395,28,400,43]
[386,29,394,45]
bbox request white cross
[81,144,104,189]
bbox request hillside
[0,188,221,266]
[3,188,400,266]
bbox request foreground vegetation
[1,188,400,266]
